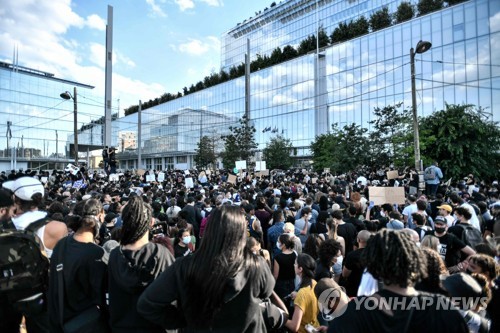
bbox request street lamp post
[410,40,431,193]
[60,87,78,165]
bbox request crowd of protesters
[0,163,499,333]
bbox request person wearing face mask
[425,216,476,271]
[174,228,194,259]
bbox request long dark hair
[297,253,316,289]
[184,206,260,327]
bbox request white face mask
[380,211,386,217]
[182,236,191,245]
[276,241,282,249]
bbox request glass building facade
[3,0,498,171]
[0,61,105,170]
[108,0,498,170]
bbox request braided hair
[362,229,427,288]
[120,196,152,245]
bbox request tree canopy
[262,135,295,170]
[310,104,500,181]
[220,116,257,169]
[419,104,500,181]
[194,135,216,169]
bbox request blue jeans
[426,183,438,197]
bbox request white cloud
[145,0,167,17]
[89,43,105,68]
[0,0,164,116]
[116,52,136,68]
[199,0,223,7]
[85,14,106,31]
[178,36,219,56]
[271,94,297,107]
[88,43,136,69]
[175,0,195,11]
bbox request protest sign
[368,187,405,206]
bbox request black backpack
[457,223,483,249]
[0,218,50,302]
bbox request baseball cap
[437,204,452,213]
[2,177,44,201]
[434,216,447,224]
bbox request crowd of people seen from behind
[0,163,499,333]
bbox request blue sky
[0,0,272,114]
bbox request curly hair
[362,229,427,288]
[417,247,447,294]
[120,196,152,245]
[470,273,492,305]
[469,254,499,281]
[318,239,343,268]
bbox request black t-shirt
[315,261,333,281]
[329,289,468,333]
[310,222,328,234]
[337,222,358,255]
[344,216,366,233]
[425,231,466,267]
[48,236,108,331]
[343,248,365,297]
[274,252,297,280]
[174,243,192,259]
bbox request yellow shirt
[294,280,319,333]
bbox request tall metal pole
[138,100,142,169]
[104,5,113,148]
[244,38,250,122]
[73,87,78,165]
[410,47,420,171]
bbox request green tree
[331,21,352,44]
[298,34,317,55]
[262,135,295,170]
[369,103,413,168]
[352,16,369,37]
[446,0,467,5]
[194,135,216,169]
[310,123,371,173]
[282,45,298,59]
[318,26,330,48]
[417,0,444,16]
[395,1,415,23]
[220,116,257,169]
[369,7,392,32]
[419,104,500,181]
